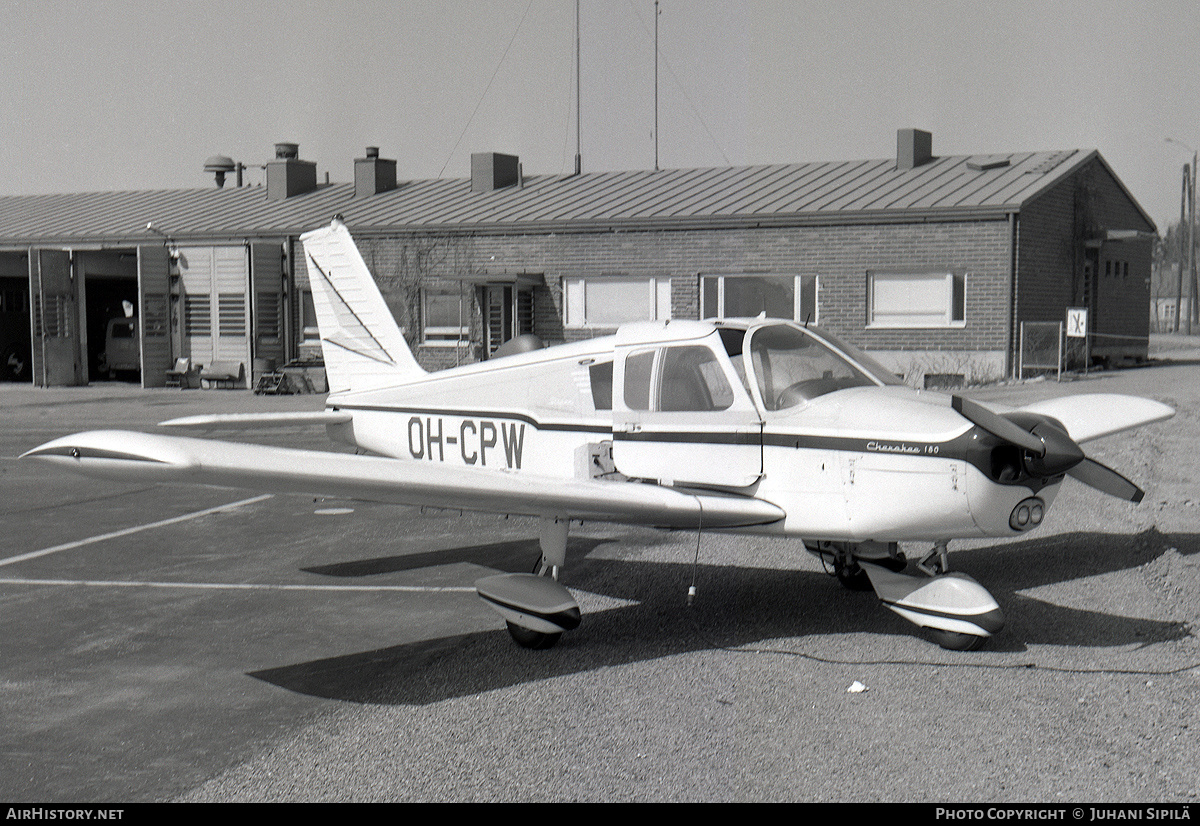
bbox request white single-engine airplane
[24,220,1175,651]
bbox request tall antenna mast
[574,0,582,176]
[654,0,660,171]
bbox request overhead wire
[625,0,731,167]
[439,0,536,179]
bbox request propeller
[951,395,1144,503]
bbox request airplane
[22,219,1175,652]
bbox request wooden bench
[199,361,245,389]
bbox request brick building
[0,130,1155,388]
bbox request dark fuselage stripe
[335,404,611,433]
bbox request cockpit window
[749,324,877,410]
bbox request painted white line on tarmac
[0,577,476,593]
[0,494,275,568]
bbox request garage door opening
[0,267,31,382]
[82,258,139,382]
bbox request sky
[2,0,1198,231]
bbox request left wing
[1017,393,1174,443]
[22,430,784,530]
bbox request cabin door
[611,340,763,488]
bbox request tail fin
[300,219,425,393]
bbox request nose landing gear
[807,539,1003,651]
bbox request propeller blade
[1067,457,1145,503]
[951,396,1046,455]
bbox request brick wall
[348,219,1013,359]
[1017,158,1153,360]
[298,159,1152,372]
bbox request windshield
[748,324,879,410]
[803,326,904,387]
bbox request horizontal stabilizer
[159,411,353,429]
[22,430,785,530]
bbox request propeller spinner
[951,396,1144,503]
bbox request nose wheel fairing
[475,572,582,637]
[861,561,1004,641]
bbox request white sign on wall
[1066,307,1088,338]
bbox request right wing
[158,411,353,429]
[21,430,785,530]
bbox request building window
[300,290,319,342]
[701,274,817,323]
[867,270,966,328]
[422,288,470,343]
[564,276,671,328]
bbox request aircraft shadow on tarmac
[300,536,608,577]
[249,528,1197,706]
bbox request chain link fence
[1019,321,1063,379]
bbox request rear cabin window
[589,361,613,410]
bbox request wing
[1017,394,1174,443]
[157,412,353,429]
[21,430,784,530]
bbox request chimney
[266,143,317,200]
[471,152,520,192]
[897,129,933,170]
[354,146,398,198]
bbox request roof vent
[203,155,238,188]
[897,129,933,170]
[967,158,1011,172]
[355,146,397,198]
[471,152,520,192]
[266,143,317,200]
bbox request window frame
[866,269,967,329]
[563,275,672,329]
[700,274,817,323]
[421,287,471,344]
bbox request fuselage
[325,319,1057,544]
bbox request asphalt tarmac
[2,346,1198,803]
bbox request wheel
[835,562,873,591]
[506,621,562,650]
[928,629,988,651]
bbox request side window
[623,350,655,411]
[659,346,734,412]
[589,361,613,411]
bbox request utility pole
[1166,138,1198,334]
[1178,163,1188,332]
[654,0,660,171]
[1191,148,1198,334]
[574,0,582,176]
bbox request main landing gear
[474,516,581,650]
[806,539,1004,651]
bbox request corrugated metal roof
[0,148,1148,247]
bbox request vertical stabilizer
[300,219,425,393]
